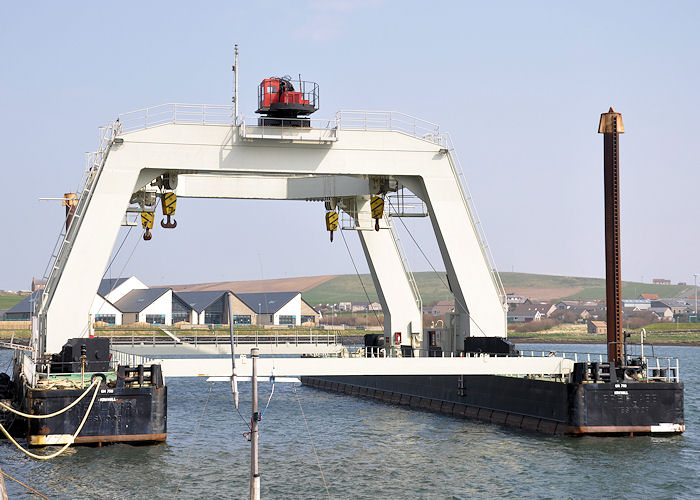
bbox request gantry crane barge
[0,74,684,449]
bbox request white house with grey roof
[114,288,174,325]
[175,290,230,325]
[6,275,320,327]
[89,276,149,325]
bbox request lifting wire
[292,385,331,500]
[0,378,101,460]
[386,198,491,337]
[90,198,160,327]
[175,382,214,497]
[339,229,382,328]
[103,224,134,284]
[1,471,50,499]
[0,378,99,419]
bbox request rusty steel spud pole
[598,108,625,364]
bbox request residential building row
[504,293,699,324]
[4,276,320,327]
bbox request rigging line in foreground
[260,380,275,419]
[387,199,491,337]
[339,228,382,328]
[234,397,252,432]
[2,471,50,500]
[175,382,214,497]
[292,385,331,500]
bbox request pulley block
[371,195,384,231]
[325,210,338,242]
[141,211,154,241]
[161,192,177,228]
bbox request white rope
[0,378,99,419]
[0,379,101,460]
[260,381,275,419]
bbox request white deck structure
[122,354,575,379]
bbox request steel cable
[339,229,382,328]
[386,198,491,337]
[175,383,213,497]
[292,385,331,499]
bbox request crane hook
[161,215,177,228]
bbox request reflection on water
[0,344,698,499]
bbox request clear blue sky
[1,1,698,291]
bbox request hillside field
[0,292,25,310]
[301,271,693,306]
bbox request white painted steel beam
[43,122,505,353]
[176,174,371,200]
[352,196,422,347]
[112,343,346,357]
[146,356,574,378]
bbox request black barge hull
[301,375,684,435]
[23,382,167,446]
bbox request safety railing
[117,103,236,133]
[110,349,155,369]
[517,349,680,383]
[112,104,446,146]
[239,116,338,142]
[35,119,121,331]
[107,331,339,347]
[645,356,681,383]
[335,110,442,143]
[441,132,506,308]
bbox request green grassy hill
[302,271,693,305]
[302,272,454,305]
[0,292,25,310]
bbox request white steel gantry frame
[36,106,507,355]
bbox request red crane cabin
[258,78,310,110]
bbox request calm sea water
[1,343,698,499]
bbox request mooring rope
[175,382,214,497]
[292,385,331,499]
[0,378,100,460]
[0,378,99,419]
[2,471,50,499]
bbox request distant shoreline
[509,337,700,347]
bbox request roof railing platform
[114,103,446,145]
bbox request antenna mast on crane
[233,44,239,122]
